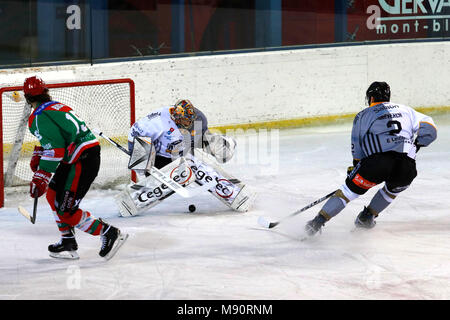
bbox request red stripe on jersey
[41,148,65,160]
[28,102,73,127]
[66,140,100,164]
[28,114,35,128]
[70,162,82,193]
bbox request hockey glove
[347,159,360,176]
[414,139,423,152]
[30,146,44,172]
[30,170,52,198]
[347,166,354,176]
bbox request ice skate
[99,219,128,260]
[354,206,377,229]
[305,214,327,237]
[48,235,79,260]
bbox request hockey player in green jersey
[24,76,127,260]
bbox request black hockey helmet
[366,81,390,105]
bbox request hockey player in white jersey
[116,99,254,216]
[305,81,437,236]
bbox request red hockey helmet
[23,76,47,97]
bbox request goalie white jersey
[128,106,208,158]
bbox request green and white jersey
[28,101,99,173]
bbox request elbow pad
[415,122,437,147]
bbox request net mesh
[1,80,133,190]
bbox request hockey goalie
[115,99,255,217]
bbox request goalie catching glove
[347,159,360,177]
[202,131,236,163]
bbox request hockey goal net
[0,78,135,207]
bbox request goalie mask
[170,99,196,129]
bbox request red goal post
[0,78,135,208]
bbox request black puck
[188,204,196,212]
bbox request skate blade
[49,251,80,260]
[352,222,376,232]
[300,233,317,242]
[103,233,129,261]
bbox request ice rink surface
[0,113,449,300]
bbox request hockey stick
[257,190,337,229]
[17,189,38,224]
[93,129,191,198]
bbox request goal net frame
[0,78,135,208]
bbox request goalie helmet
[365,81,390,105]
[170,99,196,129]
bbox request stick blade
[18,206,34,224]
[268,221,279,229]
[257,216,272,228]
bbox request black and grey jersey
[351,102,437,161]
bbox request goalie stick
[257,190,337,229]
[93,129,192,198]
[17,189,38,224]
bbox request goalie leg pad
[188,151,255,212]
[228,184,256,212]
[115,187,141,217]
[116,157,196,217]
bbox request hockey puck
[188,204,196,213]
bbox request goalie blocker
[127,136,155,175]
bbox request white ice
[1,114,449,300]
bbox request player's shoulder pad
[353,109,365,124]
[196,108,207,119]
